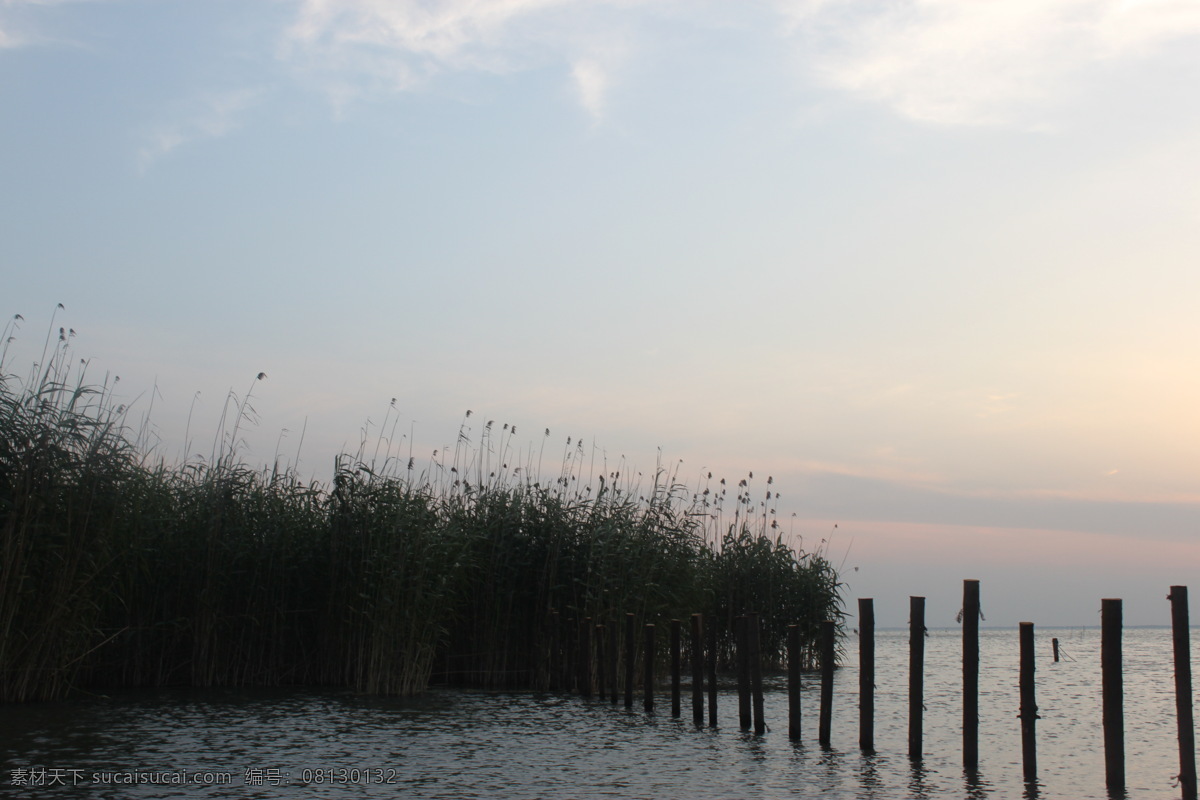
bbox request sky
[3,0,1200,628]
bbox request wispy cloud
[0,0,59,49]
[286,0,570,63]
[978,392,1019,419]
[276,0,1200,127]
[138,88,263,170]
[571,57,611,120]
[0,0,121,49]
[279,0,640,118]
[775,0,1200,126]
[9,0,1200,130]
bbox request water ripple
[1,629,1188,799]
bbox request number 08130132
[300,768,399,785]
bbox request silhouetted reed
[0,318,843,701]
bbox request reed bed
[0,320,844,702]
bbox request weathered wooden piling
[671,619,682,718]
[549,609,556,690]
[596,623,607,701]
[691,614,705,726]
[1019,621,1038,783]
[580,617,592,698]
[963,579,980,771]
[820,618,836,748]
[737,615,751,731]
[909,596,925,761]
[1102,598,1125,793]
[1052,638,1060,663]
[625,613,636,709]
[1170,586,1198,800]
[859,598,875,752]
[788,624,802,740]
[644,623,656,713]
[750,613,765,735]
[549,610,561,691]
[609,623,619,705]
[706,623,718,727]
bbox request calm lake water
[2,628,1193,799]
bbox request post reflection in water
[907,758,933,800]
[858,752,883,799]
[962,767,991,800]
[0,628,1186,800]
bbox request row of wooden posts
[557,581,1198,800]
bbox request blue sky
[4,0,1200,627]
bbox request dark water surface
[3,628,1192,798]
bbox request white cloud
[282,0,577,94]
[775,0,1200,126]
[138,88,263,170]
[8,0,1200,130]
[0,0,44,49]
[571,56,615,119]
[0,0,112,50]
[278,0,1200,127]
[287,0,570,60]
[280,0,646,117]
[1095,0,1200,54]
[979,392,1019,419]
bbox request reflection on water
[1,629,1190,799]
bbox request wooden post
[706,622,718,727]
[625,613,636,709]
[750,613,765,735]
[644,623,656,713]
[963,579,980,772]
[736,615,751,731]
[691,614,705,726]
[788,624,802,740]
[1019,621,1037,783]
[1170,586,1198,800]
[1102,598,1125,793]
[859,598,875,752]
[580,618,592,698]
[609,622,619,705]
[549,610,560,692]
[671,619,682,718]
[820,619,835,748]
[1052,638,1060,663]
[596,623,607,702]
[909,596,925,761]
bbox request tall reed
[0,321,844,701]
